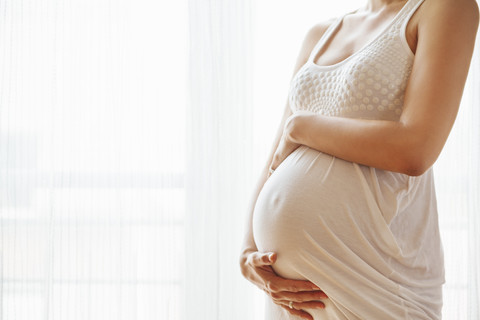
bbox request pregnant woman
[239,0,479,319]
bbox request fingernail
[268,253,275,261]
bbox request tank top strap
[395,0,424,34]
[390,0,426,32]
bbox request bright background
[0,0,478,319]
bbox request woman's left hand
[268,114,302,176]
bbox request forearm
[286,113,427,176]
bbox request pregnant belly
[252,147,439,319]
[252,145,402,281]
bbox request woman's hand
[268,111,317,176]
[240,250,327,320]
[268,117,302,176]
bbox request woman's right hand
[239,250,328,320]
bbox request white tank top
[273,0,446,318]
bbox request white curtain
[433,23,480,318]
[0,0,479,320]
[185,0,256,319]
[468,38,480,319]
[0,0,189,318]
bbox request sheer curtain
[0,0,189,318]
[433,22,480,318]
[185,0,255,319]
[0,1,479,320]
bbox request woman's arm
[280,0,479,176]
[239,21,334,320]
[239,19,334,259]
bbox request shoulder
[304,19,336,42]
[417,0,479,32]
[301,19,336,55]
[290,18,337,74]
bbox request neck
[365,0,407,12]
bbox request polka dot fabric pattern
[289,0,420,121]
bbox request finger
[272,276,324,292]
[256,268,324,294]
[267,166,275,178]
[271,290,328,302]
[247,251,276,267]
[269,161,278,172]
[278,300,325,310]
[279,304,313,320]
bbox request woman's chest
[288,40,414,120]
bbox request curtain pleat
[185,0,256,319]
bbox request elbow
[398,147,433,177]
[402,159,430,176]
[395,124,436,177]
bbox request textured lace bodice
[288,0,424,121]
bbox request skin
[240,0,479,319]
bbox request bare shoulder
[304,19,337,46]
[289,18,336,76]
[418,0,479,32]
